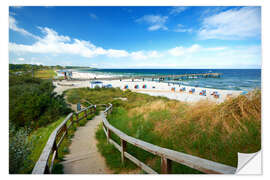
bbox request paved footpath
[62,112,112,174]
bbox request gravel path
[62,112,112,174]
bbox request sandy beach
[54,71,243,103]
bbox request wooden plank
[121,139,127,165]
[84,109,87,119]
[102,117,236,174]
[124,152,158,174]
[32,113,73,174]
[103,125,108,138]
[161,157,172,174]
[49,150,57,173]
[77,105,94,114]
[107,138,157,174]
[67,121,73,129]
[109,138,121,152]
[107,129,111,144]
[57,131,67,148]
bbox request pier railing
[102,103,236,174]
[32,105,96,174]
[65,72,222,81]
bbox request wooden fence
[32,102,236,174]
[102,103,237,174]
[32,105,96,174]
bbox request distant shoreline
[54,71,245,104]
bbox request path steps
[62,113,112,174]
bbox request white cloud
[168,44,201,56]
[9,27,106,58]
[148,51,162,58]
[136,15,168,31]
[89,13,98,20]
[174,24,193,33]
[9,16,39,39]
[9,16,260,68]
[170,7,188,15]
[131,51,147,60]
[9,22,157,60]
[198,7,261,40]
[107,49,129,58]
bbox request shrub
[9,124,33,174]
[9,74,72,129]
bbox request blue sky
[9,6,261,68]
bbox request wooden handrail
[32,102,236,174]
[32,105,96,174]
[102,103,236,174]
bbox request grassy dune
[66,87,261,173]
[34,69,57,79]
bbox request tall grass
[34,69,57,79]
[66,88,261,173]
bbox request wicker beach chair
[189,88,195,94]
[180,87,186,92]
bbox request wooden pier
[67,72,222,82]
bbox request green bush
[9,74,71,129]
[9,124,33,174]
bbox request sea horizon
[74,68,261,92]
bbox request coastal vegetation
[34,69,57,79]
[9,71,72,173]
[66,87,261,173]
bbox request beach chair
[134,85,139,89]
[179,87,186,92]
[199,90,206,96]
[171,87,175,92]
[124,85,128,89]
[143,84,147,89]
[106,84,113,88]
[189,88,195,94]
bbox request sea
[76,69,261,92]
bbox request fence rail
[102,103,237,174]
[32,105,96,174]
[32,102,237,174]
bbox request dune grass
[34,69,57,79]
[66,87,261,173]
[26,116,65,173]
[27,109,97,174]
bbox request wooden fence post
[107,129,111,144]
[161,157,172,174]
[64,123,68,136]
[76,113,79,124]
[53,141,58,159]
[121,139,127,165]
[84,110,87,119]
[70,115,73,126]
[45,164,50,174]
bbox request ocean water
[77,69,261,91]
